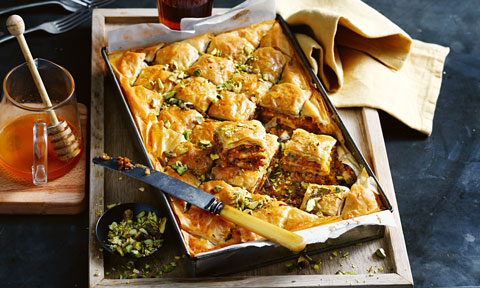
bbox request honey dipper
[7,15,81,161]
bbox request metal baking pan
[101,14,393,276]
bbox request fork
[0,8,93,44]
[0,0,112,16]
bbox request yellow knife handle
[219,205,306,252]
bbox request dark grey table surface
[0,0,478,287]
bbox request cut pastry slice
[342,169,381,219]
[154,42,199,71]
[133,64,176,93]
[173,76,217,113]
[157,106,204,134]
[187,54,235,85]
[300,184,349,217]
[207,90,256,121]
[108,50,146,85]
[281,128,337,176]
[212,133,278,192]
[166,142,215,176]
[260,22,295,57]
[248,47,288,83]
[215,120,277,169]
[207,33,252,63]
[180,32,214,53]
[230,72,272,102]
[131,42,165,62]
[259,83,311,116]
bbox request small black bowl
[96,202,163,258]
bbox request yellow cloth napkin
[277,0,449,135]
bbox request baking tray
[100,14,393,277]
[90,8,413,287]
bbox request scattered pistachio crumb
[291,280,296,283]
[105,272,110,276]
[375,248,387,259]
[138,187,145,192]
[119,176,123,181]
[175,255,181,260]
[313,264,320,270]
[332,251,338,257]
[94,273,100,277]
[378,266,384,272]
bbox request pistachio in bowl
[96,203,167,258]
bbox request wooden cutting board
[0,103,87,215]
[88,9,413,287]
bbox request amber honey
[0,113,83,181]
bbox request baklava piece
[207,33,252,63]
[181,32,214,53]
[215,120,276,169]
[281,128,337,175]
[131,42,165,62]
[248,47,288,83]
[230,72,272,102]
[187,54,235,85]
[108,50,146,85]
[133,64,176,93]
[300,184,349,217]
[212,134,278,192]
[166,142,215,176]
[190,119,220,145]
[154,42,199,71]
[259,83,311,116]
[173,76,217,113]
[260,22,295,57]
[207,90,256,121]
[341,169,380,219]
[157,106,204,134]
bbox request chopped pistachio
[214,185,223,191]
[106,203,120,209]
[378,266,384,272]
[210,153,220,160]
[164,119,171,128]
[244,43,254,55]
[199,139,212,148]
[195,116,204,124]
[332,251,338,257]
[163,90,176,100]
[183,129,192,141]
[193,68,202,76]
[165,151,177,158]
[375,248,387,259]
[172,161,187,175]
[157,78,164,90]
[138,187,145,192]
[305,198,316,212]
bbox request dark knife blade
[92,156,223,214]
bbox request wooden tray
[89,9,413,287]
[0,103,87,215]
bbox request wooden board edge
[93,274,412,287]
[90,8,107,288]
[360,108,413,285]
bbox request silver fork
[0,0,112,16]
[0,8,93,44]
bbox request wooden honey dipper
[7,15,81,161]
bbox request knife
[93,156,306,252]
